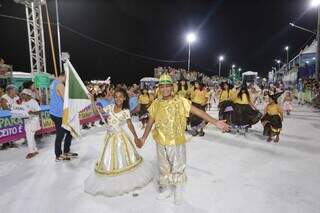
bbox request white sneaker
[157,186,173,200]
[174,185,183,205]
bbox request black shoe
[9,142,18,148]
[83,125,90,129]
[198,131,205,137]
[191,130,198,136]
[55,155,71,162]
[64,152,78,157]
[0,143,9,150]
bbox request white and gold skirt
[84,130,154,197]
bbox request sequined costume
[84,105,154,197]
[148,95,191,185]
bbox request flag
[62,60,91,139]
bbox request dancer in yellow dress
[138,88,151,128]
[137,74,230,205]
[261,92,284,143]
[84,88,154,197]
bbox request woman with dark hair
[218,82,235,125]
[177,79,189,98]
[232,81,262,133]
[84,87,154,197]
[138,87,151,128]
[190,81,209,136]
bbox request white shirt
[21,99,41,115]
[1,94,19,109]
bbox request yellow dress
[148,96,191,146]
[177,87,189,98]
[191,89,208,105]
[84,105,154,196]
[138,94,150,105]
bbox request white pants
[25,117,40,153]
[156,143,187,186]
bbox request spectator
[20,89,41,159]
[1,85,19,109]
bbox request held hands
[134,137,145,149]
[214,120,231,132]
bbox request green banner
[34,72,51,88]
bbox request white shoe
[157,186,173,200]
[174,185,183,205]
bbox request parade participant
[20,89,41,159]
[232,81,262,132]
[49,72,77,161]
[261,92,284,142]
[127,86,139,115]
[177,78,189,98]
[138,74,230,205]
[249,84,261,109]
[262,89,270,111]
[189,81,209,136]
[297,79,305,105]
[282,90,293,115]
[84,88,154,197]
[138,88,151,129]
[218,81,235,125]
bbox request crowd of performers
[217,80,292,143]
[134,76,291,143]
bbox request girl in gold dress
[84,88,154,196]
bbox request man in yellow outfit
[138,74,230,205]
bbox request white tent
[242,71,258,77]
[301,39,317,54]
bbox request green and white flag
[62,60,91,139]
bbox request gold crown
[159,74,173,85]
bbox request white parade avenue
[0,103,320,213]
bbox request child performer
[84,88,154,197]
[261,92,284,143]
[137,74,229,205]
[282,90,293,115]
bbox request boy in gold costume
[138,74,230,205]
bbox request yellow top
[266,103,283,116]
[148,96,192,146]
[139,94,150,105]
[233,93,251,105]
[219,90,236,102]
[177,87,189,98]
[191,89,208,105]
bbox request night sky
[0,0,318,84]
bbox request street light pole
[186,32,196,72]
[218,55,224,77]
[311,0,320,80]
[285,46,289,72]
[55,0,62,73]
[316,6,320,80]
[188,42,191,72]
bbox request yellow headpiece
[159,74,173,85]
